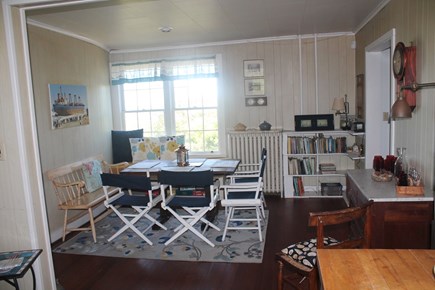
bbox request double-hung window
[111,56,222,155]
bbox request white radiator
[227,130,282,194]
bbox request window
[112,57,221,155]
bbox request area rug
[53,208,268,263]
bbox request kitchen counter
[347,169,434,202]
[346,169,434,249]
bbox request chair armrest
[53,180,85,189]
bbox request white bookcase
[282,130,365,198]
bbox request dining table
[317,248,435,290]
[121,158,241,228]
[121,158,241,177]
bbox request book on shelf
[319,163,336,174]
[288,157,316,175]
[316,136,347,153]
[287,136,316,154]
[292,176,304,196]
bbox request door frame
[364,29,396,168]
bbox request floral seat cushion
[281,237,339,268]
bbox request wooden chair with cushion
[275,200,373,290]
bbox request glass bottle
[394,147,408,185]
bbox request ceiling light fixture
[159,26,173,33]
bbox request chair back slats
[309,200,374,250]
[100,173,152,191]
[52,168,87,204]
[159,170,214,186]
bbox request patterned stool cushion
[281,237,339,268]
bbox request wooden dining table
[121,158,241,177]
[317,249,435,290]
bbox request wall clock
[392,42,416,110]
[393,42,406,81]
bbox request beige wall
[0,5,55,289]
[110,34,356,132]
[27,25,113,241]
[356,0,435,189]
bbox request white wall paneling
[110,34,356,132]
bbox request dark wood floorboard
[52,197,347,290]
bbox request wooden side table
[0,249,42,290]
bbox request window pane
[124,112,138,130]
[174,110,189,131]
[136,90,149,110]
[124,89,138,111]
[151,111,165,135]
[189,109,204,131]
[189,130,204,152]
[203,109,218,130]
[204,131,219,152]
[150,88,164,110]
[202,79,217,107]
[137,112,151,132]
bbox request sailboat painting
[49,84,90,129]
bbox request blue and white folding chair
[159,170,220,247]
[226,148,267,218]
[220,176,264,242]
[100,173,166,245]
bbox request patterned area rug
[54,208,268,263]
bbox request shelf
[348,131,365,136]
[347,152,365,160]
[282,130,365,198]
[287,169,347,177]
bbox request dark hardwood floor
[52,197,347,290]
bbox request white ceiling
[26,0,389,52]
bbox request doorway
[364,29,396,168]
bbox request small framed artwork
[245,97,267,106]
[244,78,265,96]
[244,59,264,77]
[49,84,89,130]
[295,114,334,131]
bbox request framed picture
[245,97,267,106]
[244,59,264,77]
[295,114,334,131]
[244,78,265,96]
[49,84,89,129]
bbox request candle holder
[175,145,189,166]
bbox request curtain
[111,57,218,85]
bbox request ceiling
[25,0,389,52]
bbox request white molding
[110,32,355,54]
[27,19,110,51]
[354,0,391,33]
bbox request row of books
[319,163,336,174]
[292,176,305,196]
[286,136,347,154]
[288,157,316,175]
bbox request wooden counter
[347,169,434,249]
[317,249,435,290]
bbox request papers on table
[210,159,240,168]
[127,160,161,169]
[161,166,194,172]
